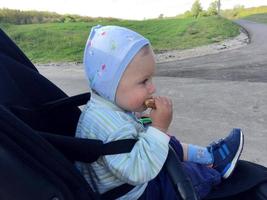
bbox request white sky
[0,0,267,20]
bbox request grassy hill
[221,5,267,26]
[1,16,239,63]
[242,13,267,24]
[222,6,267,19]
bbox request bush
[199,11,209,17]
[182,11,193,18]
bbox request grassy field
[223,6,267,19]
[237,6,267,18]
[1,16,239,63]
[242,13,267,24]
[234,5,267,24]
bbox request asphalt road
[38,20,267,167]
[157,20,267,82]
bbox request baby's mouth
[144,98,156,109]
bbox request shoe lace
[207,138,225,153]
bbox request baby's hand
[150,96,172,133]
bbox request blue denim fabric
[139,137,221,200]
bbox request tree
[207,0,219,16]
[191,0,203,18]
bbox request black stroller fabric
[1,28,267,200]
[0,105,96,200]
[206,160,267,200]
[0,52,82,136]
[0,29,82,136]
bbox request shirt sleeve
[103,123,170,185]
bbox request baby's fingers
[155,96,172,108]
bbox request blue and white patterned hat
[83,25,150,102]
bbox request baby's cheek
[128,98,144,110]
[128,99,139,108]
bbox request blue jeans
[139,137,221,200]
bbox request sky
[0,0,267,20]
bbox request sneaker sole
[222,130,244,179]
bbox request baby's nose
[148,83,156,94]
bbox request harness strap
[101,183,135,200]
[40,132,136,162]
[40,133,137,199]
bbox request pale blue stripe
[222,144,230,155]
[219,148,226,159]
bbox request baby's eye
[141,79,149,84]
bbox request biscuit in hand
[144,98,156,109]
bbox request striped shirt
[75,93,170,199]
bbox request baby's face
[115,46,156,112]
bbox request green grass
[242,13,267,24]
[0,16,239,63]
[228,5,267,24]
[237,6,267,18]
[222,6,267,19]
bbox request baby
[75,25,244,199]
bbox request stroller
[0,28,267,200]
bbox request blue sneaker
[208,128,244,179]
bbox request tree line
[182,0,267,19]
[0,8,118,24]
[182,0,221,18]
